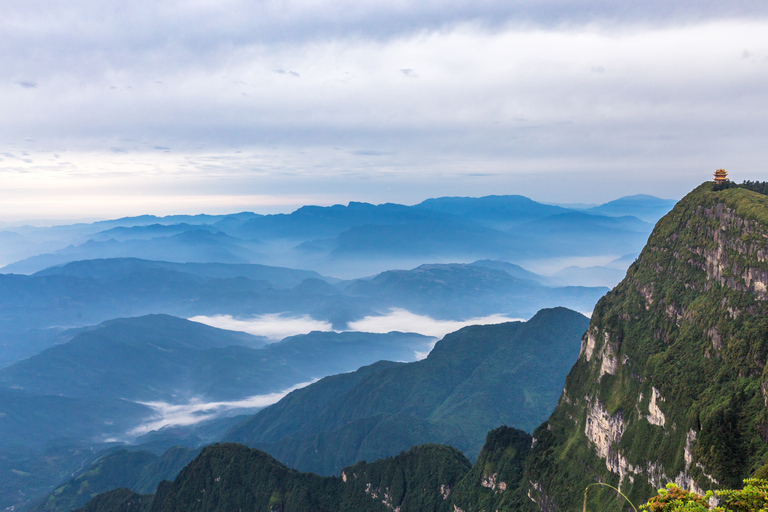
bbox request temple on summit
[714,168,728,184]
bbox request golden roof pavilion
[714,168,728,185]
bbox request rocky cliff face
[523,183,768,511]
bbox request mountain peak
[523,181,768,510]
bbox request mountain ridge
[223,307,589,475]
[521,182,768,510]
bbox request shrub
[639,479,768,512]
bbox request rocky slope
[523,183,768,510]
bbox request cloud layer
[126,380,316,437]
[2,2,768,219]
[348,308,523,340]
[190,310,524,344]
[189,314,333,340]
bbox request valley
[0,191,705,511]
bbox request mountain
[0,259,345,366]
[415,195,569,229]
[72,428,536,512]
[343,264,605,319]
[29,446,200,512]
[0,258,604,368]
[224,308,589,475]
[0,316,432,511]
[228,201,448,241]
[34,258,328,289]
[469,259,551,284]
[0,387,150,451]
[1,194,663,279]
[0,213,260,268]
[3,230,261,274]
[585,193,678,223]
[550,265,628,287]
[513,211,653,257]
[520,183,768,510]
[449,426,533,512]
[73,443,473,512]
[0,315,432,403]
[89,223,220,242]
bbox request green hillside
[0,315,431,403]
[449,426,532,512]
[73,432,533,512]
[30,447,199,512]
[224,307,589,475]
[73,443,472,512]
[521,183,768,510]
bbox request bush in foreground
[640,479,768,512]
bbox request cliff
[523,183,768,510]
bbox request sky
[2,1,768,222]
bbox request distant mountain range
[31,308,584,512]
[58,183,768,512]
[0,194,673,277]
[0,314,433,404]
[0,315,432,510]
[0,191,678,511]
[0,258,605,368]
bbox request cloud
[189,314,333,340]
[2,4,768,219]
[15,80,38,88]
[400,68,417,78]
[274,67,300,77]
[352,149,393,156]
[190,310,523,342]
[126,380,316,437]
[347,308,524,339]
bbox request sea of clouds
[125,309,523,435]
[126,380,316,438]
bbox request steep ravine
[523,183,768,511]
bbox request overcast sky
[2,1,768,221]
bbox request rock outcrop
[521,183,768,511]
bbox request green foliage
[522,182,768,511]
[31,446,200,512]
[584,483,638,512]
[344,444,472,512]
[640,479,768,512]
[76,443,474,512]
[74,488,152,512]
[640,484,711,512]
[449,426,532,512]
[740,181,768,196]
[226,308,589,475]
[0,315,432,404]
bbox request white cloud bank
[120,309,521,437]
[349,309,524,360]
[348,308,524,339]
[126,380,316,437]
[189,314,333,340]
[190,310,523,343]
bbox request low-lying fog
[191,309,524,344]
[125,309,525,437]
[124,380,316,439]
[189,313,333,340]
